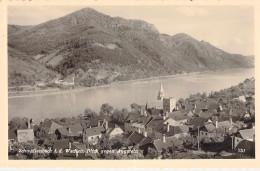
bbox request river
[8,68,254,123]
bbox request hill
[8,8,254,87]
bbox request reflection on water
[9,68,254,123]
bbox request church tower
[157,83,165,100]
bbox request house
[234,128,255,148]
[67,123,83,140]
[17,121,34,143]
[154,123,189,139]
[107,124,124,139]
[40,120,63,135]
[216,120,233,133]
[188,117,208,138]
[124,111,152,134]
[83,126,105,145]
[127,131,152,155]
[56,127,69,139]
[62,76,75,86]
[146,115,178,137]
[235,96,246,102]
[148,135,181,157]
[199,123,216,140]
[55,123,83,140]
[168,111,189,125]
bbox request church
[146,83,178,113]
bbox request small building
[148,135,181,157]
[234,128,255,148]
[107,124,124,139]
[17,129,34,143]
[199,123,216,140]
[163,97,176,113]
[40,120,63,135]
[83,126,105,145]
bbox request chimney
[216,120,218,128]
[230,117,233,126]
[165,112,169,117]
[144,130,147,137]
[140,109,143,116]
[28,119,30,129]
[162,134,166,143]
[144,110,147,117]
[69,142,71,149]
[163,115,166,120]
[105,120,108,130]
[166,123,170,132]
[138,127,141,134]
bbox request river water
[8,68,254,123]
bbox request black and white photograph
[7,5,255,160]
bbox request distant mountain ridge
[8,7,254,87]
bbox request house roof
[17,123,28,130]
[68,123,83,136]
[168,111,189,121]
[8,129,17,140]
[128,132,145,144]
[108,124,124,134]
[146,115,166,129]
[125,111,141,122]
[204,123,216,133]
[84,126,105,137]
[53,139,69,150]
[147,108,164,116]
[72,142,97,159]
[153,136,181,152]
[128,132,152,146]
[41,120,62,133]
[238,129,255,140]
[218,120,232,128]
[57,127,69,136]
[188,117,207,130]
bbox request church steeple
[157,83,165,100]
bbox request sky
[8,6,254,56]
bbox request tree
[130,103,140,111]
[100,103,113,116]
[83,108,98,119]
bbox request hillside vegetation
[8,8,254,87]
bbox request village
[8,78,255,159]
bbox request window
[205,133,207,136]
[91,137,94,139]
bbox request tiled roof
[204,123,216,133]
[168,111,189,121]
[53,139,69,150]
[57,127,69,136]
[68,123,83,136]
[218,120,232,128]
[146,115,165,129]
[84,126,105,137]
[238,129,255,140]
[153,136,181,152]
[128,132,145,144]
[147,108,164,116]
[128,132,152,146]
[188,117,207,130]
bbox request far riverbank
[8,68,253,99]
